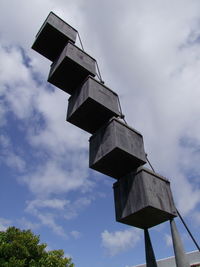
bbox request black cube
[89,118,146,178]
[67,76,121,133]
[48,42,96,94]
[32,12,77,61]
[113,168,177,229]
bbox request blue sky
[0,0,200,266]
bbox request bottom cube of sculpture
[113,168,177,229]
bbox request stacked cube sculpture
[32,11,177,230]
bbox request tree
[0,227,74,267]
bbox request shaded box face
[113,168,177,229]
[48,42,96,94]
[89,118,146,178]
[32,12,77,61]
[67,76,121,133]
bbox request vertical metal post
[170,219,190,267]
[176,209,200,252]
[144,229,158,267]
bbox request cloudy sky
[0,0,200,266]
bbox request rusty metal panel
[48,42,96,94]
[89,118,146,178]
[67,76,121,133]
[113,168,177,229]
[32,12,77,61]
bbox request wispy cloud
[101,228,142,256]
[21,158,92,197]
[164,233,173,247]
[0,218,12,231]
[18,217,40,231]
[192,211,200,227]
[70,230,82,240]
[0,44,39,120]
[25,196,92,237]
[25,198,69,213]
[25,198,67,237]
[0,134,26,172]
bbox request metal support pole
[170,219,190,267]
[176,209,200,252]
[144,229,158,267]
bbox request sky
[0,0,200,266]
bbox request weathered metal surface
[144,229,158,267]
[89,118,146,178]
[67,76,121,133]
[170,219,190,267]
[113,168,177,228]
[32,12,77,61]
[48,42,96,94]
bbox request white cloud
[18,217,40,231]
[21,158,92,197]
[64,197,92,220]
[0,134,26,172]
[38,212,67,238]
[23,198,67,237]
[26,196,92,219]
[192,211,200,227]
[0,135,10,147]
[28,87,89,154]
[0,217,12,231]
[172,173,200,215]
[26,198,69,213]
[0,102,6,127]
[0,38,91,202]
[70,230,81,240]
[0,45,39,120]
[4,152,26,171]
[164,233,173,247]
[25,196,92,236]
[101,228,142,256]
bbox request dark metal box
[32,12,77,61]
[113,168,177,229]
[89,118,146,178]
[48,42,96,94]
[67,76,121,134]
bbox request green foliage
[0,227,74,267]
